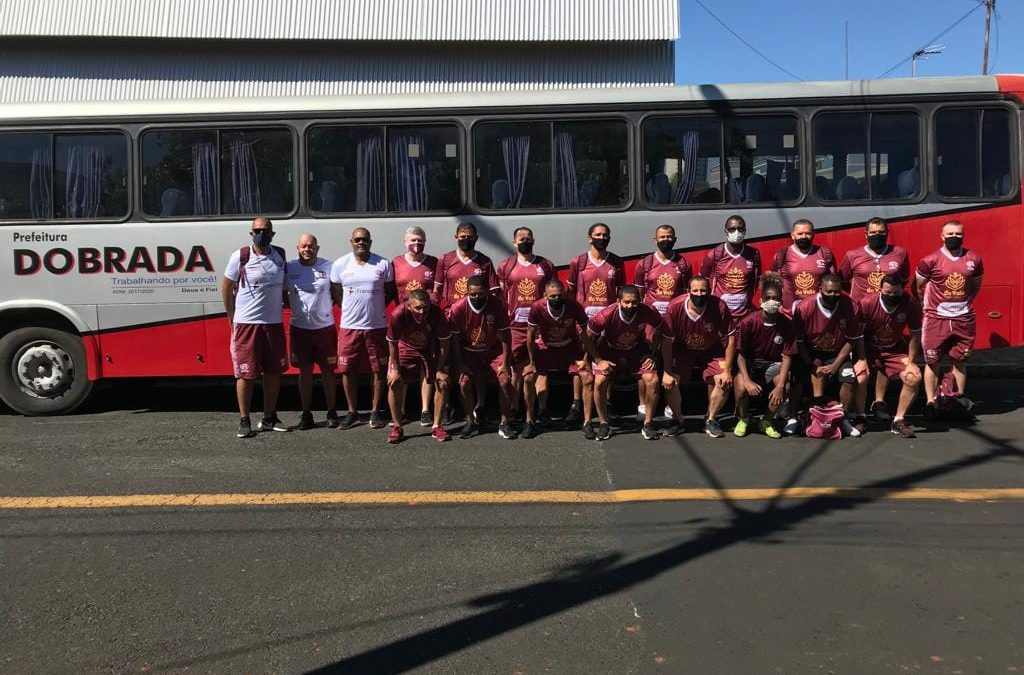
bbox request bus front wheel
[0,327,94,416]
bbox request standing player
[286,233,339,430]
[330,227,396,430]
[497,227,556,422]
[385,289,452,444]
[839,217,911,302]
[771,219,837,314]
[447,276,517,440]
[522,279,591,439]
[220,217,289,438]
[660,276,736,439]
[392,225,439,427]
[859,274,923,438]
[583,285,663,441]
[701,214,762,319]
[733,272,794,439]
[915,220,984,415]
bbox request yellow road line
[1,487,1024,510]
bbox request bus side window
[936,108,1012,199]
[551,120,629,209]
[474,121,551,210]
[814,111,919,202]
[641,116,721,206]
[0,132,53,219]
[724,116,800,204]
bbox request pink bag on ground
[805,401,844,440]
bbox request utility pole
[982,0,995,75]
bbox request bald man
[286,234,339,430]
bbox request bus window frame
[136,121,300,223]
[929,101,1020,205]
[637,108,805,212]
[303,118,467,219]
[468,113,635,215]
[0,125,133,226]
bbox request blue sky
[674,0,1022,84]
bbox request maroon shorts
[595,348,657,378]
[395,346,438,384]
[459,348,509,386]
[534,343,586,374]
[231,323,288,380]
[509,326,531,369]
[672,347,726,385]
[922,316,975,365]
[337,327,388,374]
[869,350,913,381]
[289,325,338,371]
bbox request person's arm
[717,335,736,388]
[524,324,538,377]
[499,330,513,378]
[632,258,646,297]
[660,328,677,389]
[769,354,791,409]
[386,341,402,386]
[220,277,237,326]
[436,337,450,391]
[968,275,983,300]
[838,253,853,293]
[433,256,446,303]
[331,283,343,308]
[384,280,397,306]
[579,328,608,372]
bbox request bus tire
[0,326,94,416]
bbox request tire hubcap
[14,342,73,398]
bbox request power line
[690,0,804,82]
[877,3,983,78]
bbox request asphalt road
[1,379,1023,674]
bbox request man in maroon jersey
[660,276,736,439]
[701,214,762,319]
[792,274,868,436]
[915,220,984,415]
[522,279,591,439]
[584,285,662,441]
[385,289,452,444]
[771,219,837,313]
[733,272,793,439]
[448,275,517,440]
[565,222,626,424]
[497,226,556,423]
[839,217,911,303]
[392,225,440,427]
[859,274,923,438]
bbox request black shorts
[748,361,783,389]
[809,350,856,384]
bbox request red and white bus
[1,75,1021,415]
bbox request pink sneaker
[431,426,450,442]
[388,425,404,444]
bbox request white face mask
[761,299,782,315]
[727,230,746,244]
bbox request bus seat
[645,173,670,204]
[744,174,766,202]
[836,175,862,200]
[160,188,191,216]
[725,177,743,203]
[998,173,1011,195]
[897,168,919,198]
[492,179,511,208]
[319,180,338,211]
[766,160,782,196]
[815,176,834,199]
[579,179,599,206]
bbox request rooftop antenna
[911,44,944,77]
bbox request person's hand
[745,380,763,397]
[386,368,401,387]
[903,362,921,379]
[815,362,836,378]
[596,359,615,374]
[662,372,678,390]
[768,385,785,410]
[854,358,870,383]
[522,363,537,378]
[641,357,656,372]
[714,371,733,390]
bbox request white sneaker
[840,417,861,438]
[782,417,800,436]
[636,404,646,422]
[664,406,673,418]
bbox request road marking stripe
[1,487,1023,509]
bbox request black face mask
[691,294,709,309]
[867,234,888,252]
[794,238,813,252]
[591,239,609,251]
[517,242,534,255]
[252,230,273,248]
[620,306,637,318]
[820,294,840,310]
[468,296,487,311]
[881,294,902,310]
[548,298,564,310]
[457,239,475,252]
[944,236,964,252]
[656,240,676,254]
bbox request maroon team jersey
[771,244,837,312]
[839,245,911,302]
[527,298,588,348]
[392,253,439,303]
[916,248,984,320]
[386,303,451,353]
[662,294,735,352]
[497,255,557,326]
[701,244,762,318]
[793,294,862,354]
[858,294,922,353]
[735,312,796,363]
[447,296,510,352]
[633,252,691,314]
[587,303,662,352]
[434,251,499,309]
[567,252,627,318]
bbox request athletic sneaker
[840,417,861,438]
[852,415,869,436]
[369,410,387,429]
[419,411,432,427]
[662,419,685,437]
[564,405,583,427]
[760,419,782,439]
[733,418,749,438]
[869,400,891,422]
[326,410,340,429]
[259,416,289,432]
[704,419,725,438]
[237,417,254,439]
[498,423,518,440]
[923,401,938,421]
[782,418,801,436]
[581,421,597,440]
[440,404,455,427]
[537,410,552,426]
[521,421,537,439]
[339,411,359,429]
[641,423,659,440]
[459,421,480,439]
[388,425,404,444]
[891,418,915,438]
[297,412,316,431]
[636,404,647,422]
[431,426,450,442]
[595,423,612,441]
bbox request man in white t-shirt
[330,227,396,429]
[220,217,289,438]
[286,233,339,430]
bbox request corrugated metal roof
[0,40,674,105]
[0,0,679,41]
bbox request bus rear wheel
[0,327,93,416]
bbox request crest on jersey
[588,279,608,304]
[795,271,816,295]
[656,273,676,298]
[966,261,976,271]
[685,332,709,349]
[615,332,638,350]
[424,270,433,279]
[470,325,485,346]
[814,334,836,350]
[725,267,746,291]
[517,278,538,303]
[548,324,566,341]
[454,276,469,298]
[473,268,482,275]
[816,259,827,268]
[896,313,906,322]
[608,269,616,278]
[407,330,428,349]
[944,272,966,298]
[405,279,423,293]
[887,261,899,270]
[773,335,783,345]
[867,271,885,293]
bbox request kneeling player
[734,272,794,439]
[386,289,452,443]
[859,274,922,438]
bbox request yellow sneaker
[760,419,782,439]
[733,418,749,437]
